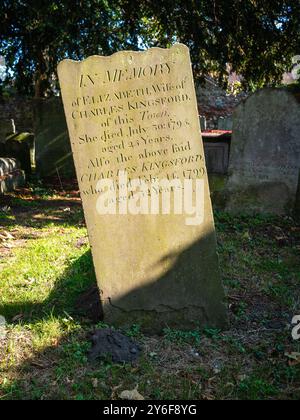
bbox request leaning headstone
[226,88,300,214]
[58,44,227,331]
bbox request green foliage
[1,1,300,96]
[163,327,201,345]
[125,323,142,338]
[238,376,278,400]
[0,186,299,400]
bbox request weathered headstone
[34,98,76,178]
[226,88,300,214]
[58,44,227,331]
[0,133,33,175]
[0,119,15,143]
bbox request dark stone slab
[34,98,76,179]
[203,133,231,175]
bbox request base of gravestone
[102,297,228,334]
[97,229,229,333]
[224,182,293,215]
[75,285,103,322]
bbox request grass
[0,182,299,400]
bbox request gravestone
[34,98,76,178]
[0,133,33,175]
[217,116,233,131]
[226,88,300,214]
[58,44,227,331]
[199,115,207,131]
[0,119,15,143]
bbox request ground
[0,179,299,400]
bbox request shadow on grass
[0,194,84,229]
[0,227,230,399]
[0,250,101,324]
[1,214,300,399]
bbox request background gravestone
[217,116,233,131]
[0,119,15,143]
[58,44,227,332]
[226,88,300,214]
[34,98,76,179]
[0,133,33,175]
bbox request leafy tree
[138,0,300,89]
[0,0,299,97]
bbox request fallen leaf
[2,243,13,249]
[242,231,251,240]
[12,314,23,322]
[24,278,35,285]
[92,378,98,388]
[119,385,144,400]
[285,352,300,366]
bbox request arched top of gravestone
[235,87,300,113]
[57,43,189,68]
